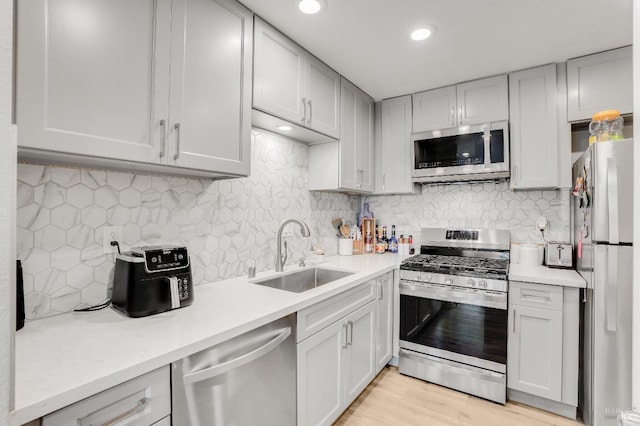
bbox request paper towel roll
[520,244,541,266]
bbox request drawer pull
[347,321,353,346]
[78,397,149,426]
[521,290,552,303]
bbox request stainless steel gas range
[398,228,510,404]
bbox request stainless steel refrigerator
[572,139,633,426]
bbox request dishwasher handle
[183,327,291,385]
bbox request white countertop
[509,263,586,288]
[12,254,403,426]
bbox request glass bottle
[409,235,415,255]
[382,226,388,252]
[364,222,373,254]
[375,225,385,254]
[389,225,398,253]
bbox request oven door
[411,120,510,183]
[399,280,508,373]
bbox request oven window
[414,133,484,169]
[400,294,507,365]
[414,129,506,169]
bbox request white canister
[520,244,541,266]
[338,239,353,256]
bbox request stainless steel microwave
[411,120,510,183]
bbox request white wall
[0,0,14,425]
[633,0,639,412]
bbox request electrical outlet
[103,226,123,254]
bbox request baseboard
[508,388,577,420]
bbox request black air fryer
[112,245,194,318]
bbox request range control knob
[478,280,488,288]
[444,277,454,285]
[467,278,476,287]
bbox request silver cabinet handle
[382,174,386,191]
[301,97,307,124]
[78,396,149,426]
[159,119,166,158]
[458,105,463,124]
[173,123,181,160]
[183,327,291,385]
[347,321,353,346]
[512,165,518,186]
[307,99,312,125]
[342,323,348,349]
[378,283,383,300]
[450,106,455,126]
[513,309,516,333]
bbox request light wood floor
[334,366,583,426]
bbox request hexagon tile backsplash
[364,182,571,247]
[17,131,360,320]
[17,130,572,321]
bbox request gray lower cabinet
[40,366,171,426]
[507,281,580,419]
[375,271,394,372]
[296,279,377,426]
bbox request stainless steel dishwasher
[172,315,296,426]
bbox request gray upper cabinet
[16,0,252,178]
[412,75,508,132]
[308,78,373,193]
[509,64,560,190]
[253,17,340,140]
[567,46,632,122]
[374,95,418,194]
[169,0,253,176]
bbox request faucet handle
[298,258,306,267]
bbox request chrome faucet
[276,219,311,272]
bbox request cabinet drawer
[297,279,376,342]
[509,281,563,311]
[43,366,170,426]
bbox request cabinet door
[168,0,252,176]
[344,302,376,407]
[355,89,375,192]
[509,64,559,189]
[412,86,457,132]
[253,18,305,125]
[376,95,415,194]
[339,79,361,191]
[306,56,341,138]
[16,0,170,163]
[375,273,393,372]
[507,304,563,401]
[297,319,344,426]
[567,46,632,121]
[457,75,509,125]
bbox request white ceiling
[239,0,633,101]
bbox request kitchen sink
[251,267,354,293]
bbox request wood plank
[334,366,582,426]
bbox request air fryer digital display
[144,247,190,272]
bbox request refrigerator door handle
[606,157,620,244]
[605,247,618,332]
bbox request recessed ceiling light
[277,125,293,131]
[298,0,326,14]
[410,26,437,41]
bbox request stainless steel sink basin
[251,267,354,293]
